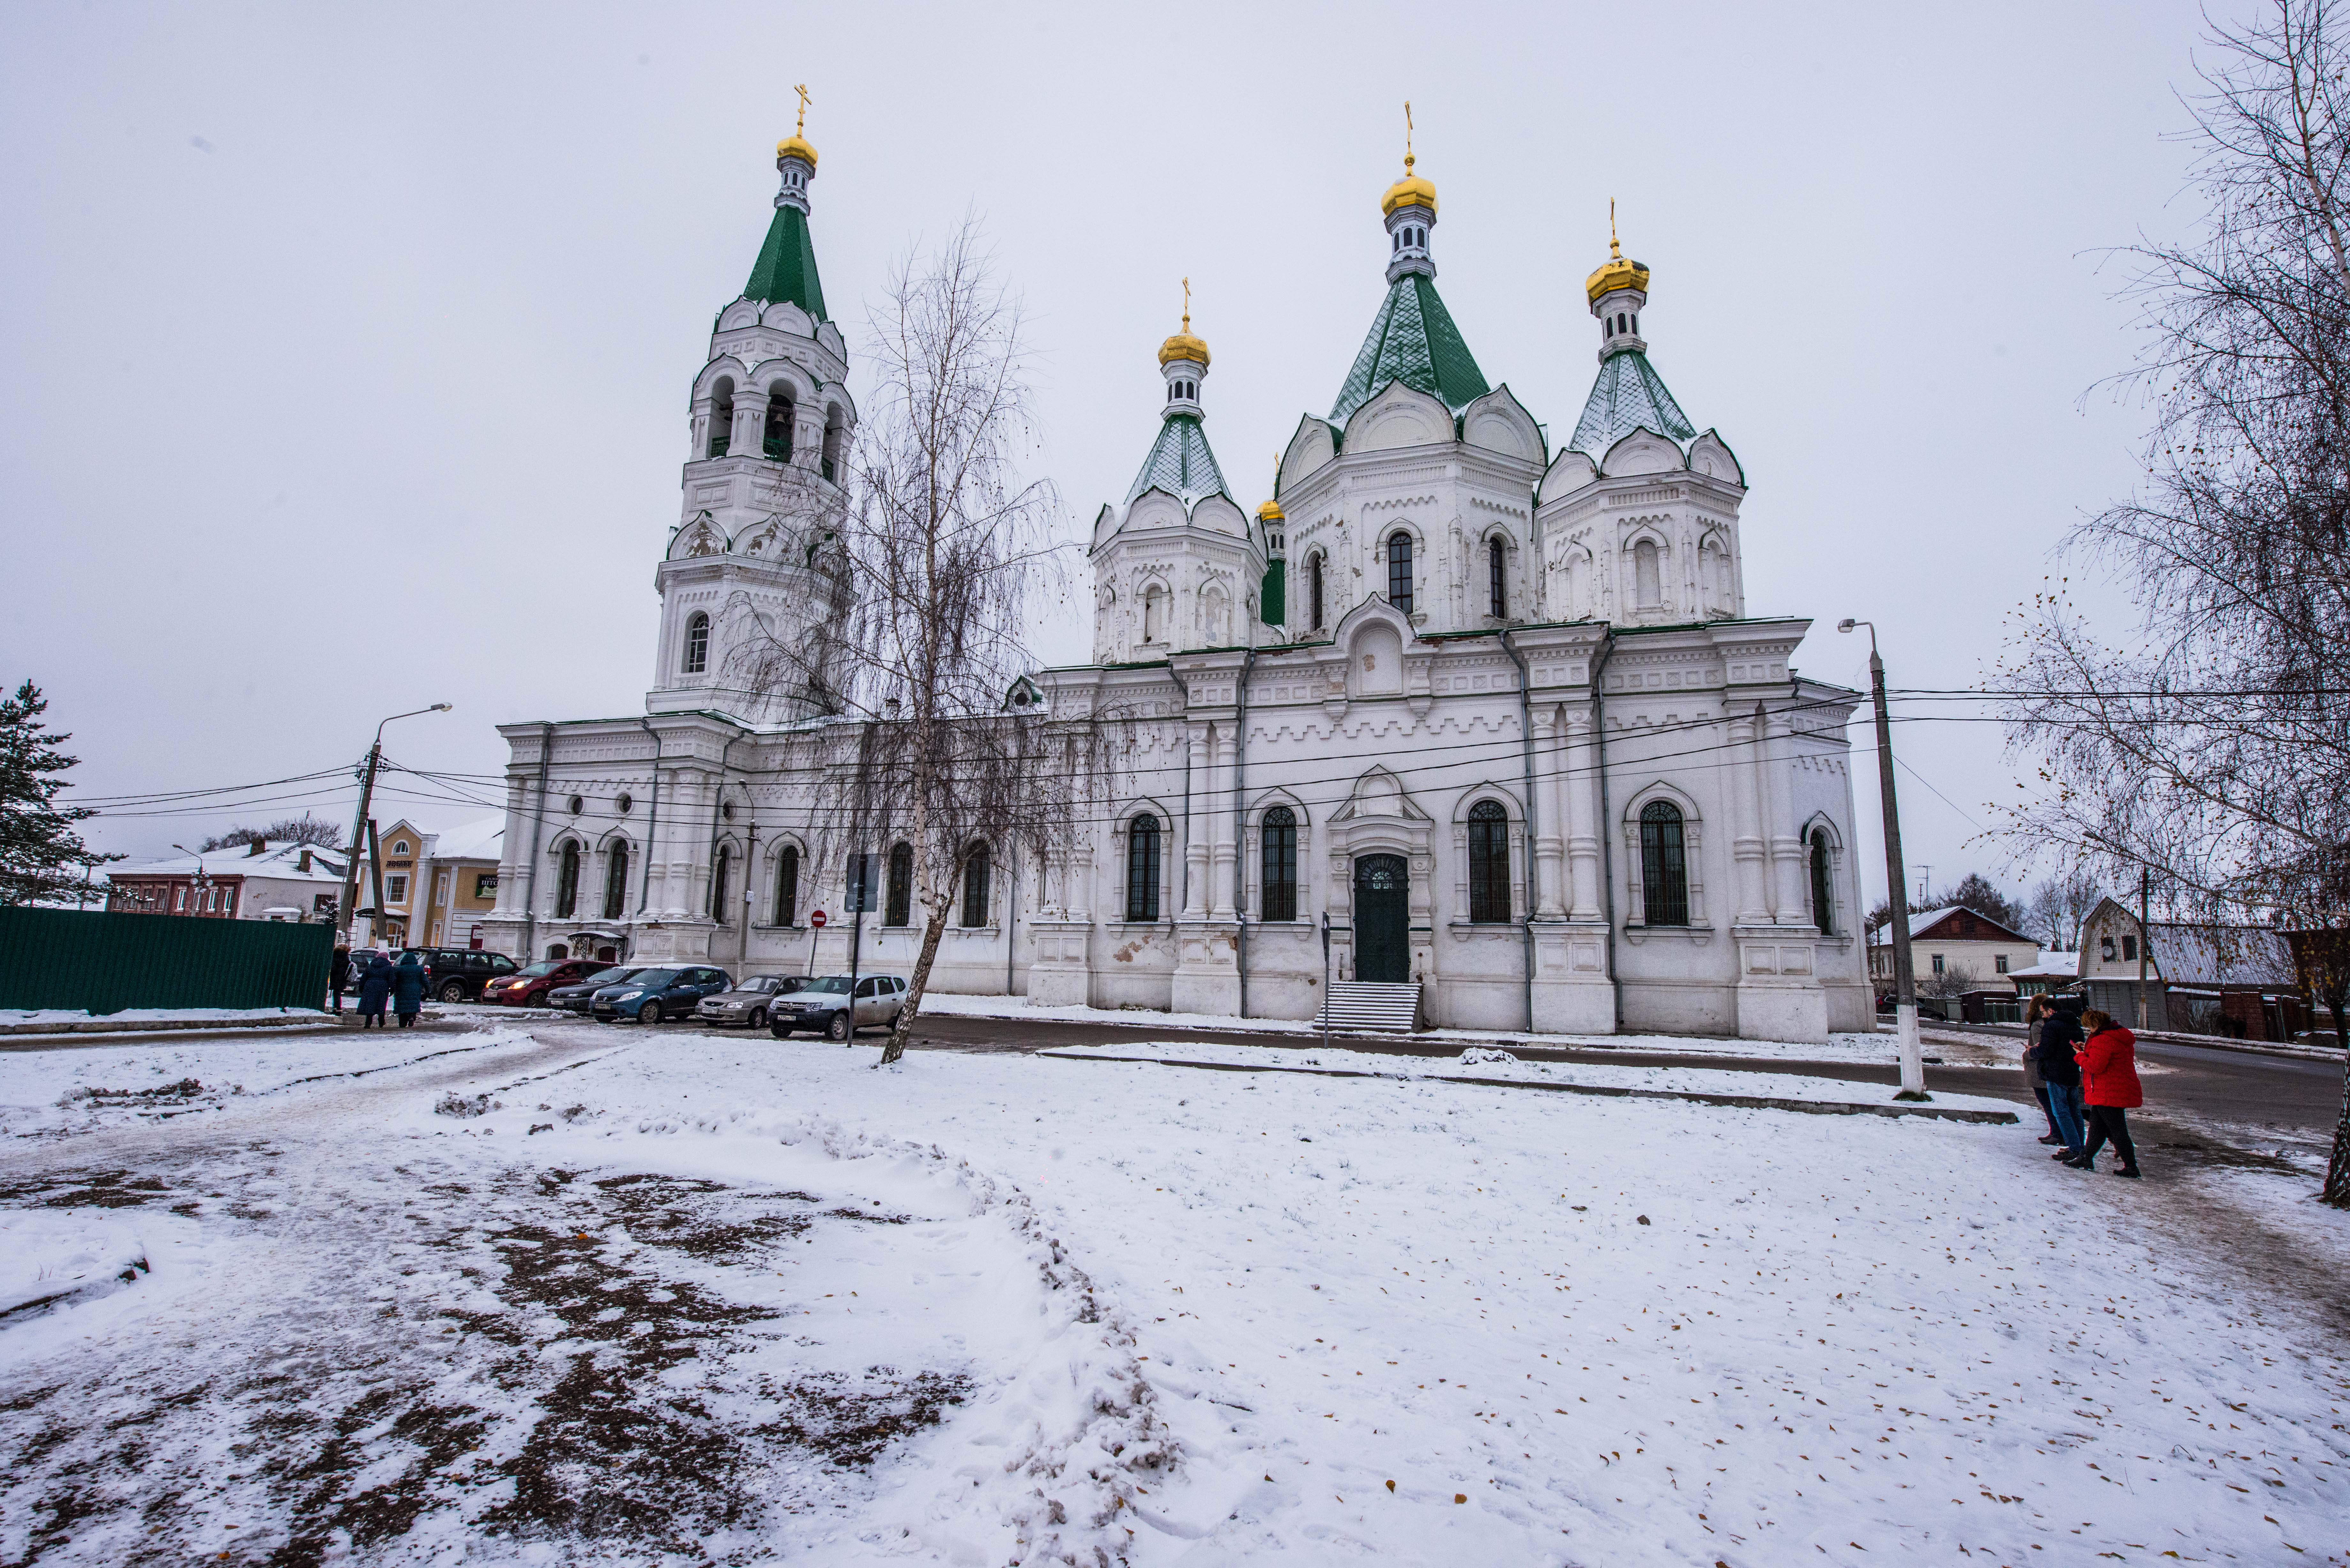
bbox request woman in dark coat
[2031,999,2087,1160]
[330,945,353,1014]
[356,954,394,1027]
[2070,1009,2143,1177]
[391,952,428,1028]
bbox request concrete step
[1315,981,1422,1034]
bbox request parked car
[767,974,908,1041]
[399,947,522,1003]
[482,958,605,1007]
[550,966,644,1014]
[695,974,803,1030]
[591,966,733,1025]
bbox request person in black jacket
[330,944,352,1015]
[2032,1000,2088,1159]
[356,953,395,1028]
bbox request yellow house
[368,816,505,949]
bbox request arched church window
[776,844,799,925]
[1639,801,1689,927]
[683,613,710,674]
[1632,313,1639,334]
[554,841,580,920]
[708,380,733,459]
[1488,538,1507,619]
[822,404,844,482]
[1308,554,1325,630]
[1810,829,1834,935]
[1468,800,1511,923]
[1261,805,1297,922]
[710,845,731,924]
[1126,815,1161,922]
[961,842,990,928]
[1143,585,1166,643]
[762,390,794,461]
[603,841,629,920]
[884,842,913,927]
[1634,539,1662,609]
[1388,532,1414,614]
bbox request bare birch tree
[816,220,1073,1067]
[1998,0,2350,1203]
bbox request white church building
[480,123,1873,1042]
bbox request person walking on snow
[329,944,352,1015]
[356,952,394,1028]
[391,951,427,1029]
[2022,995,2064,1144]
[2069,1008,2143,1177]
[2031,997,2088,1162]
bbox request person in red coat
[2068,1008,2143,1178]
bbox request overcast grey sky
[2,0,2216,910]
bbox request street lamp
[172,844,214,917]
[1838,619,1928,1100]
[338,703,453,946]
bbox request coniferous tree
[0,680,118,906]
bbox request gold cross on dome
[1404,100,1415,171]
[1182,276,1191,332]
[794,83,811,134]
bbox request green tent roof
[1568,349,1695,456]
[742,203,827,320]
[1126,414,1229,508]
[1329,274,1491,426]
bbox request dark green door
[1353,854,1410,983]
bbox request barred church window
[775,845,799,925]
[1126,815,1161,922]
[762,392,793,460]
[1488,538,1506,619]
[1309,554,1325,630]
[1634,539,1661,608]
[1468,800,1511,923]
[684,613,709,673]
[1388,532,1413,614]
[962,843,990,927]
[1809,829,1833,935]
[1639,801,1689,926]
[885,842,913,927]
[603,842,629,920]
[555,841,580,919]
[1261,806,1297,922]
[710,846,731,923]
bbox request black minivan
[400,947,522,1003]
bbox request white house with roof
[475,121,1871,1041]
[107,841,347,923]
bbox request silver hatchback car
[695,974,801,1030]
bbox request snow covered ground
[0,1005,332,1029]
[3,1021,2343,1564]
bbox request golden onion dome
[1382,153,1437,218]
[1160,283,1209,366]
[1585,232,1649,304]
[776,133,818,169]
[1257,497,1284,523]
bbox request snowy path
[3,1022,2346,1565]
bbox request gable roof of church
[742,203,827,320]
[1569,348,1696,457]
[1329,274,1491,426]
[1126,412,1230,509]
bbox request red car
[482,958,605,1007]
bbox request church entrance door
[1353,854,1410,983]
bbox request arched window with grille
[602,842,629,920]
[961,843,990,927]
[554,841,580,919]
[1387,532,1414,614]
[1126,814,1161,922]
[885,842,913,926]
[1639,801,1689,926]
[1487,538,1506,619]
[683,612,709,674]
[1308,553,1325,630]
[1809,829,1834,935]
[1261,805,1298,921]
[709,846,732,924]
[775,844,799,925]
[1467,799,1511,923]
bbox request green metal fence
[0,908,333,1014]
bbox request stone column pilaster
[1532,705,1566,917]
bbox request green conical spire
[1126,414,1229,509]
[1568,348,1694,457]
[743,203,827,320]
[1329,274,1490,427]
